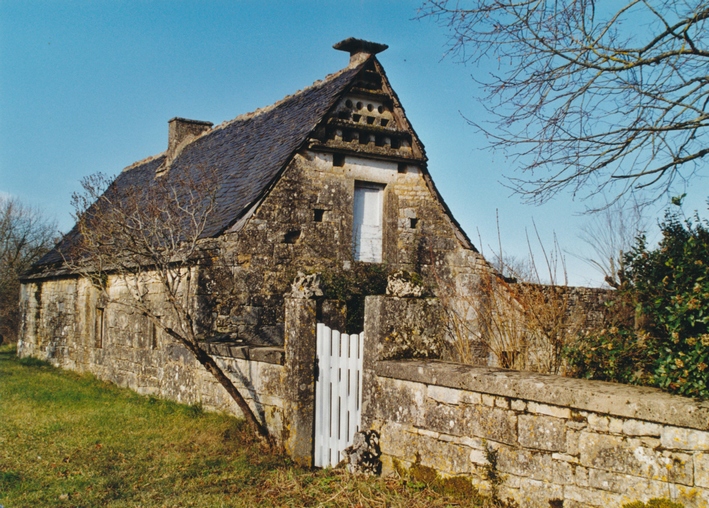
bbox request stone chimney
[166,117,213,163]
[333,38,388,67]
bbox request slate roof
[32,60,367,270]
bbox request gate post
[361,295,445,430]
[283,296,317,466]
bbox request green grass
[0,344,493,507]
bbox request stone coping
[376,359,709,431]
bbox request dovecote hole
[333,153,346,167]
[284,230,301,244]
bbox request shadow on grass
[0,342,52,368]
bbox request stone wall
[362,297,709,508]
[17,275,288,441]
[19,276,709,507]
[202,149,487,346]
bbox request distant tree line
[0,197,57,344]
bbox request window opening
[314,209,325,222]
[150,322,158,349]
[95,307,104,348]
[284,230,301,244]
[353,182,385,263]
[333,153,346,167]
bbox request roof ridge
[211,61,366,133]
[123,61,366,174]
[122,152,166,173]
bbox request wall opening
[333,153,346,167]
[284,230,301,244]
[353,182,385,263]
[95,307,104,348]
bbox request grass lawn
[0,344,493,507]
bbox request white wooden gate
[314,323,364,468]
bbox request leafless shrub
[65,168,269,439]
[436,224,587,373]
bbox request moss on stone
[622,499,685,508]
[394,454,481,499]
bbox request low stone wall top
[376,359,709,431]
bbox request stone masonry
[362,296,709,508]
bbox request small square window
[284,230,301,244]
[333,154,346,167]
[409,218,419,229]
[397,163,407,174]
[314,209,325,222]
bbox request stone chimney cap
[333,38,388,57]
[168,117,214,127]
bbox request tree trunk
[164,327,270,440]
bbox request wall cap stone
[376,359,709,431]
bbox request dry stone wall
[370,365,709,507]
[363,345,709,507]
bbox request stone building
[18,38,487,417]
[17,39,709,507]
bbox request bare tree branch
[420,0,709,204]
[0,197,57,343]
[65,169,270,440]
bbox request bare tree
[0,197,57,344]
[436,222,585,373]
[576,198,649,287]
[420,0,709,204]
[67,170,269,439]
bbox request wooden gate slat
[315,324,364,468]
[347,333,359,442]
[337,333,349,461]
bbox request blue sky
[1,1,705,286]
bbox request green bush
[564,327,653,385]
[566,199,709,399]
